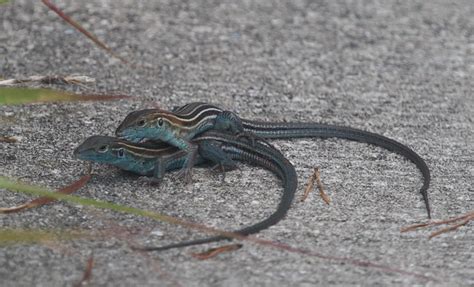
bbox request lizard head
[115,109,174,142]
[74,135,128,165]
[74,135,177,176]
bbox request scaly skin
[115,102,431,218]
[74,131,297,251]
[115,104,243,182]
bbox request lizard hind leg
[214,111,275,148]
[214,111,244,133]
[210,163,240,182]
[198,140,239,182]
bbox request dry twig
[41,0,137,68]
[191,244,243,260]
[301,167,330,204]
[401,211,473,239]
[0,75,95,87]
[0,165,92,213]
[74,255,94,287]
[0,136,18,143]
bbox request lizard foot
[210,162,240,182]
[148,177,162,187]
[175,167,193,184]
[138,176,162,187]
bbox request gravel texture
[1,0,473,286]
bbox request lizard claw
[175,167,193,184]
[148,177,162,187]
[210,162,240,182]
[137,176,162,187]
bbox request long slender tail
[243,120,431,218]
[140,138,297,251]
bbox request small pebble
[150,229,164,237]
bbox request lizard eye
[137,119,146,127]
[118,148,125,158]
[98,145,108,153]
[158,118,164,126]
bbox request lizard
[74,130,297,251]
[115,104,245,182]
[115,102,432,218]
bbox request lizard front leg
[151,157,167,185]
[171,138,199,183]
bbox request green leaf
[0,176,238,239]
[0,0,10,5]
[0,87,130,105]
[0,177,440,281]
[0,229,85,246]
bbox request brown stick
[301,167,330,204]
[300,168,316,202]
[0,136,17,143]
[73,255,94,287]
[401,211,473,239]
[190,244,243,260]
[0,75,95,87]
[428,216,473,239]
[315,168,330,205]
[41,0,135,68]
[0,165,92,214]
[401,211,474,232]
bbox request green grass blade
[0,177,438,281]
[0,229,86,246]
[0,176,172,221]
[0,87,130,105]
[0,176,237,239]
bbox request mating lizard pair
[75,102,431,251]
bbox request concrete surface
[1,0,473,286]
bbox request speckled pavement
[1,1,473,286]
